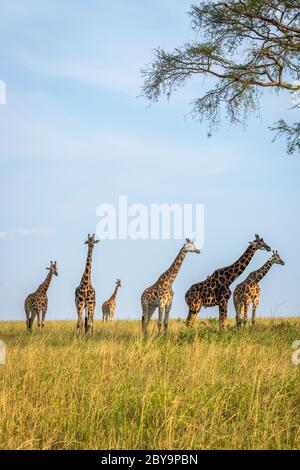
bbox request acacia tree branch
[141,0,300,154]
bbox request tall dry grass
[0,318,300,450]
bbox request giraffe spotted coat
[102,279,121,321]
[141,239,200,337]
[185,235,271,329]
[233,251,284,327]
[24,261,58,333]
[75,234,99,336]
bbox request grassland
[0,318,300,450]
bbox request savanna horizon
[1,318,300,450]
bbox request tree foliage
[141,0,300,154]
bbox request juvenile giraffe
[141,239,200,337]
[75,234,99,336]
[234,251,285,328]
[102,279,122,321]
[24,261,58,333]
[185,235,271,329]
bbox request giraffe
[234,251,285,328]
[185,235,271,330]
[75,234,99,336]
[24,261,58,333]
[102,279,122,321]
[141,239,200,337]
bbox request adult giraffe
[185,235,271,329]
[75,234,99,336]
[25,261,58,333]
[233,250,285,328]
[141,239,200,337]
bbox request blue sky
[0,0,299,321]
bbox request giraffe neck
[250,259,274,283]
[110,285,120,301]
[80,245,94,287]
[224,244,257,284]
[157,247,187,286]
[37,271,53,294]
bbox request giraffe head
[184,238,200,254]
[250,234,271,252]
[46,261,58,276]
[84,233,100,248]
[115,279,122,288]
[271,250,285,266]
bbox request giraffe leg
[237,304,244,329]
[235,305,243,329]
[84,308,88,334]
[142,303,149,337]
[28,310,33,332]
[86,305,95,336]
[104,306,109,322]
[27,312,31,331]
[37,310,42,331]
[41,309,47,331]
[88,289,96,335]
[25,304,31,330]
[90,311,95,336]
[164,302,172,336]
[102,307,105,322]
[219,300,229,330]
[243,302,249,327]
[158,305,165,336]
[142,304,156,337]
[76,303,85,337]
[90,309,95,335]
[30,309,37,334]
[234,296,243,329]
[218,287,231,330]
[252,298,259,325]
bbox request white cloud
[0,89,244,173]
[0,97,244,178]
[0,227,48,240]
[0,1,193,96]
